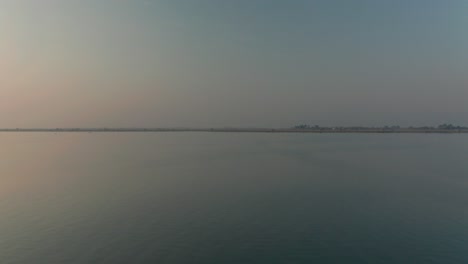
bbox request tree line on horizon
[293,124,468,130]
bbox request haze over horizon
[2,0,468,128]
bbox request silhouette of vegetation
[292,124,468,131]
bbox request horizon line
[0,126,467,134]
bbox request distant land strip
[0,127,467,133]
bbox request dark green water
[1,133,467,263]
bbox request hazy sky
[1,0,467,127]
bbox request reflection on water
[1,133,468,263]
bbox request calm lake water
[1,133,467,264]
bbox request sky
[1,0,468,128]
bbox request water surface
[1,133,467,263]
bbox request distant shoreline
[0,128,467,134]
